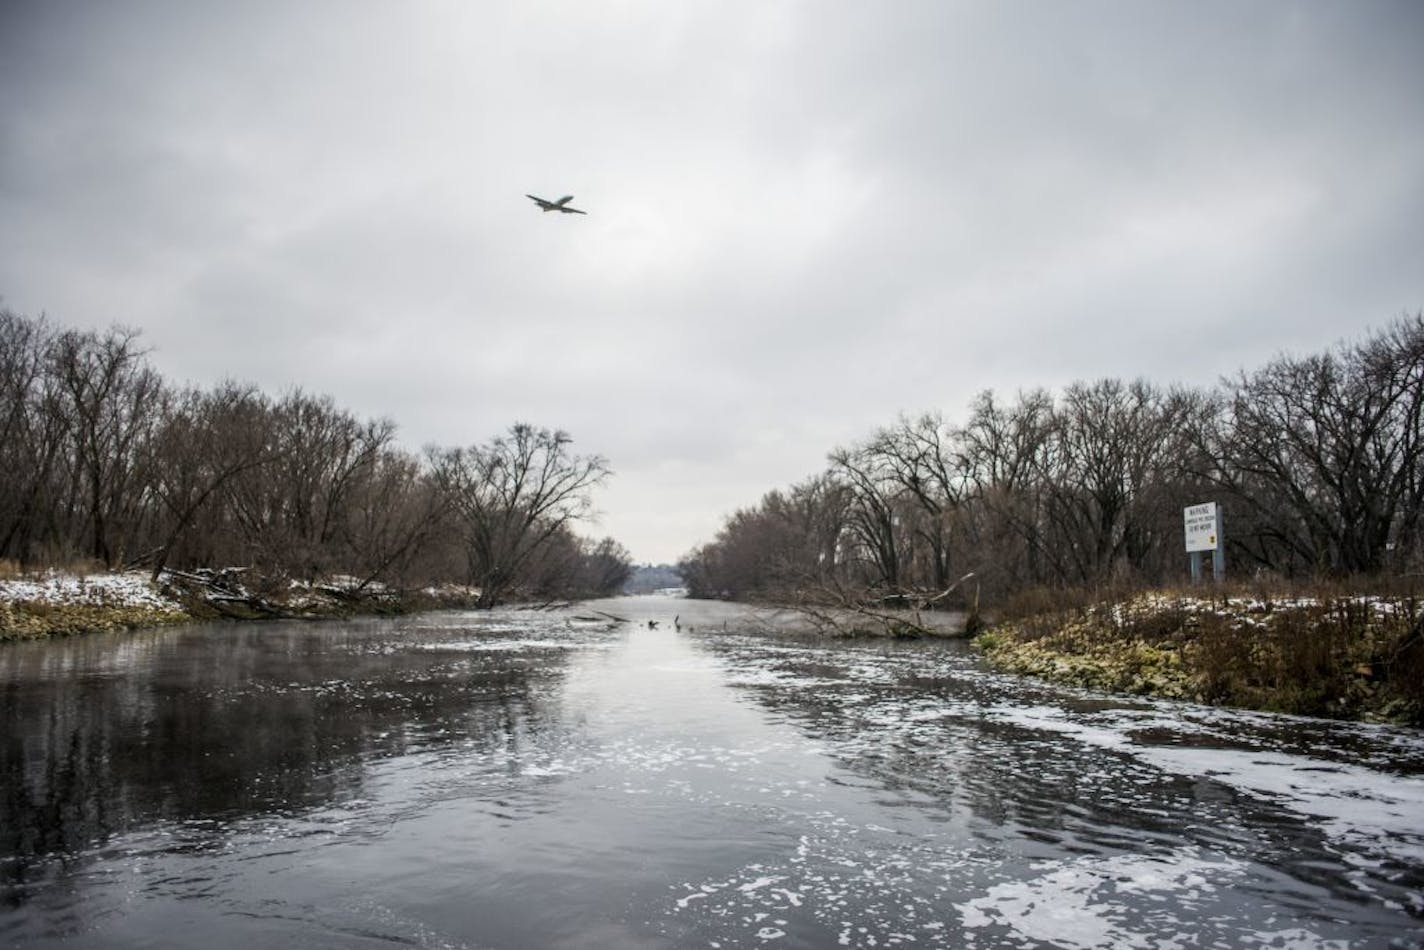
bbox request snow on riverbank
[0,570,177,610]
[0,570,189,640]
[1,568,487,640]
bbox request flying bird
[526,194,587,215]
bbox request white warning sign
[1184,502,1218,553]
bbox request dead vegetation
[774,574,978,639]
[975,582,1424,725]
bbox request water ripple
[3,598,1421,947]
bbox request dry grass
[0,557,111,581]
[978,579,1424,724]
[0,601,190,641]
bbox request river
[2,596,1421,948]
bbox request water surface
[2,597,1421,947]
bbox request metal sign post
[1211,504,1226,582]
[1184,502,1225,584]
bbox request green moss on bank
[975,592,1424,726]
[0,601,191,641]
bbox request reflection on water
[1,597,1421,948]
[0,616,590,893]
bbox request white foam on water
[670,635,1416,939]
[955,850,1248,949]
[982,703,1133,751]
[415,637,611,653]
[980,702,1424,872]
[1136,745,1424,869]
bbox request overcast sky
[3,1,1422,564]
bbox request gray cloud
[3,0,1422,562]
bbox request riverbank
[974,590,1424,725]
[0,569,483,641]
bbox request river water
[2,596,1421,948]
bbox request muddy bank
[975,592,1424,725]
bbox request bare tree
[145,382,279,580]
[50,325,165,568]
[828,442,910,595]
[339,448,450,591]
[959,388,1057,588]
[430,424,610,607]
[1365,316,1424,564]
[577,536,635,596]
[862,413,969,592]
[219,391,396,578]
[775,474,852,589]
[0,311,68,565]
[1040,379,1193,583]
[1201,315,1424,574]
[685,316,1424,606]
[524,532,633,600]
[1,310,638,598]
[680,481,841,601]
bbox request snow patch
[0,571,173,609]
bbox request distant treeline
[680,315,1424,605]
[0,309,631,605]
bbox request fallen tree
[779,572,979,638]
